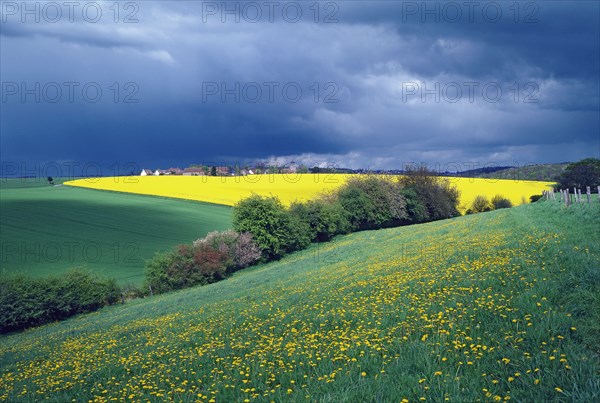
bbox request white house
[140,169,153,176]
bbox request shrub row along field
[65,174,553,212]
[1,202,598,401]
[0,269,121,333]
[0,179,232,284]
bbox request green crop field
[0,179,232,284]
[1,202,598,401]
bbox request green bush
[399,166,460,221]
[0,269,120,334]
[285,210,313,253]
[400,187,429,224]
[233,194,298,260]
[491,194,513,209]
[337,176,407,231]
[289,196,350,242]
[144,250,178,294]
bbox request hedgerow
[0,269,120,333]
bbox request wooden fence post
[587,186,591,203]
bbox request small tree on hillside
[467,195,493,214]
[491,194,512,209]
[337,176,407,231]
[398,165,460,220]
[233,195,295,260]
[555,158,600,191]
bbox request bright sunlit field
[65,174,553,212]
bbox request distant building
[281,167,297,174]
[216,166,230,176]
[183,167,206,176]
[140,169,153,176]
[166,168,184,175]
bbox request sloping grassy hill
[1,202,598,401]
[0,179,232,284]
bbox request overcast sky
[1,1,599,174]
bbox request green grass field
[0,179,232,284]
[1,201,598,401]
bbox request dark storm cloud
[1,0,598,173]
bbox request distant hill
[449,166,513,177]
[454,163,568,182]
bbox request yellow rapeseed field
[65,174,553,212]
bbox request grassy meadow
[1,201,598,401]
[65,174,554,212]
[0,179,232,284]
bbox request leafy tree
[337,176,407,231]
[233,195,295,260]
[555,158,600,191]
[289,196,349,243]
[144,251,177,294]
[211,166,217,176]
[467,195,493,214]
[285,211,313,252]
[399,165,460,220]
[400,187,428,223]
